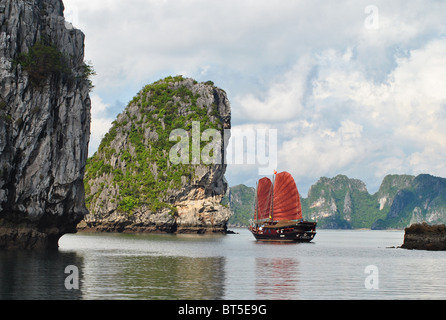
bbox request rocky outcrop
[401,223,446,251]
[0,0,91,249]
[80,76,231,234]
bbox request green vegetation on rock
[14,40,71,86]
[302,175,385,229]
[372,174,446,229]
[224,184,255,226]
[14,39,95,89]
[85,76,226,216]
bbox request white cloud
[62,0,446,192]
[234,56,314,123]
[89,95,114,156]
[227,37,446,193]
[290,38,446,192]
[278,119,367,179]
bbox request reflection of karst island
[79,76,233,234]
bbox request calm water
[1,229,446,300]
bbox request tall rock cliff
[80,76,232,234]
[0,0,91,249]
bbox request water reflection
[0,250,84,300]
[4,230,446,300]
[0,249,226,300]
[81,255,226,300]
[256,257,300,300]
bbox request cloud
[282,39,446,193]
[89,95,114,156]
[63,0,446,193]
[234,56,314,123]
[279,119,366,178]
[66,0,376,91]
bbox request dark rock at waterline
[401,223,446,251]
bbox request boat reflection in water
[256,257,300,300]
[249,171,317,242]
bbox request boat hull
[249,221,317,242]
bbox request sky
[64,0,446,196]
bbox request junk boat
[249,171,317,242]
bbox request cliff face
[80,76,232,234]
[302,175,382,229]
[373,174,446,229]
[0,0,91,249]
[375,175,415,212]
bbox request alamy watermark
[169,121,278,175]
[64,265,79,290]
[364,265,379,290]
[364,5,379,30]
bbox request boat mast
[270,171,277,222]
[254,181,258,222]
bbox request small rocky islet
[401,223,446,251]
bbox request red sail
[272,172,303,221]
[256,177,273,220]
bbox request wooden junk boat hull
[249,221,317,242]
[250,171,317,242]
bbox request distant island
[226,174,446,230]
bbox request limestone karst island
[79,76,232,235]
